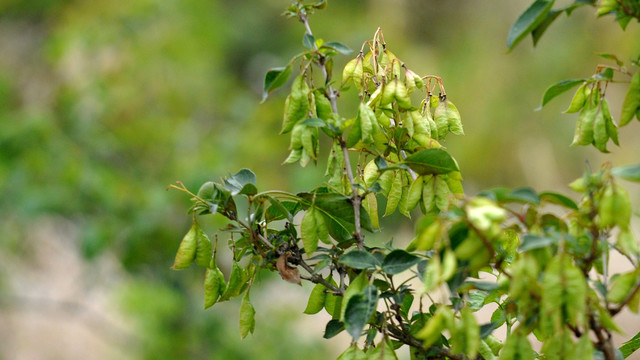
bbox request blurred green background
[1,0,638,359]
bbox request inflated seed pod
[172,222,198,270]
[314,90,333,121]
[565,83,589,113]
[592,105,608,152]
[195,226,213,268]
[571,98,598,146]
[446,101,463,135]
[281,76,310,134]
[433,100,449,139]
[394,79,413,109]
[380,79,397,107]
[601,98,619,146]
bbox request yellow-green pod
[571,99,597,146]
[195,226,213,268]
[289,123,304,150]
[403,111,415,137]
[433,100,449,139]
[314,90,333,121]
[422,175,435,213]
[171,222,198,270]
[620,71,640,127]
[380,79,397,106]
[384,171,404,216]
[363,159,379,188]
[601,98,619,146]
[204,266,225,309]
[400,175,424,216]
[564,83,589,113]
[377,169,395,196]
[341,57,358,83]
[394,79,413,109]
[434,176,450,212]
[411,110,431,136]
[592,106,608,152]
[446,101,464,135]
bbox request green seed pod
[376,111,391,128]
[301,127,317,160]
[422,175,435,213]
[380,79,397,107]
[314,90,333,121]
[281,79,310,135]
[358,102,377,144]
[195,225,213,268]
[411,110,431,136]
[434,175,450,212]
[363,159,379,188]
[171,222,198,270]
[433,100,449,139]
[593,105,608,153]
[402,111,415,137]
[564,83,589,113]
[290,123,304,150]
[204,266,225,308]
[362,51,374,74]
[599,184,631,230]
[394,79,413,109]
[571,98,598,146]
[299,148,311,167]
[446,101,464,135]
[601,98,619,146]
[385,171,404,216]
[283,148,302,164]
[400,175,424,217]
[405,68,417,93]
[441,249,457,282]
[342,57,358,83]
[425,109,438,140]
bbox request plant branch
[298,9,364,250]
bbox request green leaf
[612,164,640,182]
[323,319,345,339]
[403,149,459,175]
[171,222,198,270]
[505,187,540,204]
[538,79,584,109]
[597,53,624,67]
[366,339,398,360]
[298,192,374,242]
[197,181,215,200]
[304,282,327,314]
[337,344,367,360]
[531,9,562,46]
[507,0,555,51]
[322,41,353,55]
[519,234,557,251]
[539,191,578,209]
[300,117,326,127]
[262,65,292,102]
[264,197,297,222]
[340,250,380,269]
[620,72,640,127]
[607,270,638,304]
[302,33,315,49]
[301,207,329,254]
[620,330,640,358]
[382,249,421,275]
[344,285,378,339]
[224,169,258,196]
[239,290,256,339]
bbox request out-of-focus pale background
[0,0,639,359]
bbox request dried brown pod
[276,253,302,286]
